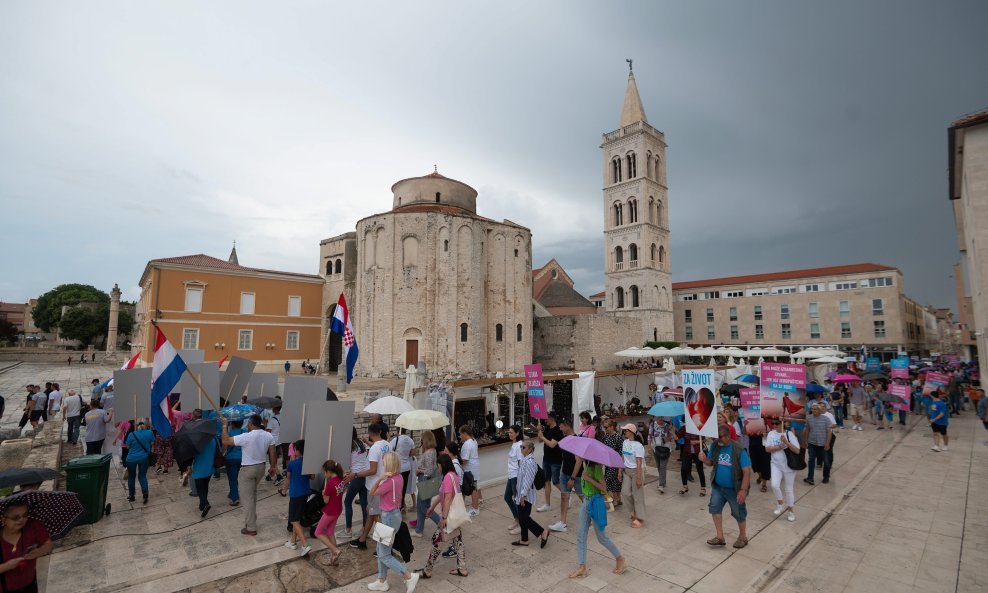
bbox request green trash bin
[63,454,113,524]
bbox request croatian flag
[98,352,142,390]
[150,326,187,438]
[330,293,359,383]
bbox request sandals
[760,483,768,493]
[415,569,431,579]
[449,569,469,577]
[706,537,726,546]
[733,537,749,549]
[330,550,343,565]
[630,519,644,529]
[511,540,530,546]
[569,568,589,579]
[679,486,689,495]
[699,488,707,497]
[614,557,627,575]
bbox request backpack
[461,471,476,497]
[533,466,546,490]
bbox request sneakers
[931,445,941,452]
[405,571,420,593]
[803,478,815,486]
[658,486,665,494]
[821,477,829,484]
[548,521,568,532]
[773,504,785,516]
[508,525,520,535]
[441,545,457,558]
[941,446,949,451]
[299,545,312,557]
[410,530,423,538]
[853,425,863,431]
[367,580,390,591]
[284,541,298,550]
[787,511,796,522]
[467,509,480,517]
[274,475,286,487]
[535,504,551,512]
[350,539,368,549]
[342,527,353,538]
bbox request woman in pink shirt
[416,453,468,578]
[366,453,418,592]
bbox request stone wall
[533,313,642,371]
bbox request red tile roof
[951,108,988,128]
[150,254,323,280]
[672,263,898,291]
[588,291,605,299]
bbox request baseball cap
[621,423,637,434]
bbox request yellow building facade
[133,253,324,365]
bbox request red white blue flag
[151,326,187,437]
[330,293,359,384]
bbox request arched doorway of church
[403,327,422,368]
[325,305,343,372]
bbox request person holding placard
[220,415,277,536]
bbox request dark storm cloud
[0,1,986,309]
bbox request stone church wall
[533,313,641,372]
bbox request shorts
[559,475,582,494]
[288,496,307,523]
[708,483,747,522]
[543,461,561,486]
[29,410,43,422]
[367,494,382,515]
[931,423,947,435]
[848,404,865,417]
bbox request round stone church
[320,170,533,377]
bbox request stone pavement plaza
[1,361,985,593]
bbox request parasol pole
[182,366,219,411]
[300,402,307,441]
[197,372,203,410]
[327,425,333,465]
[259,382,264,398]
[133,394,137,426]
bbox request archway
[325,304,343,372]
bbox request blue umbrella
[648,400,685,417]
[219,403,262,421]
[805,383,828,394]
[737,374,759,385]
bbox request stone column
[107,283,121,353]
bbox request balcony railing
[629,260,638,269]
[615,262,624,271]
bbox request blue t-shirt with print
[287,457,310,498]
[929,400,949,426]
[707,443,751,489]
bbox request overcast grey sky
[2,1,986,310]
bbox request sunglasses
[4,513,28,521]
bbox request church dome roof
[391,169,478,213]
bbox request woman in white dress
[763,419,801,522]
[458,426,482,516]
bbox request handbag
[371,475,400,546]
[783,431,806,471]
[133,432,157,466]
[417,473,441,501]
[213,437,227,469]
[445,492,470,533]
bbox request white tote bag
[444,476,471,534]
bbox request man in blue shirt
[928,391,949,452]
[699,424,752,549]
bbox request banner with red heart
[680,369,719,437]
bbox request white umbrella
[791,349,827,359]
[725,348,748,357]
[810,356,846,364]
[761,348,791,357]
[395,409,450,431]
[403,365,418,402]
[653,347,669,354]
[813,349,845,357]
[363,395,415,415]
[615,348,642,357]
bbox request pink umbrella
[825,371,838,379]
[558,436,624,467]
[833,374,863,383]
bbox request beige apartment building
[949,108,988,370]
[671,263,932,358]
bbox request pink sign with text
[524,363,548,420]
[889,384,911,412]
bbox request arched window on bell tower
[615,246,624,270]
[626,152,637,179]
[613,202,623,226]
[612,158,622,184]
[628,198,638,223]
[616,287,625,309]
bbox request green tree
[32,284,109,332]
[58,307,103,346]
[0,318,17,343]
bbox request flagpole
[183,367,220,412]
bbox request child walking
[315,459,347,565]
[285,440,313,556]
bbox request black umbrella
[861,372,888,381]
[719,384,743,395]
[246,396,281,409]
[0,490,85,540]
[0,468,62,489]
[172,419,219,465]
[877,392,907,404]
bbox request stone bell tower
[601,63,674,342]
